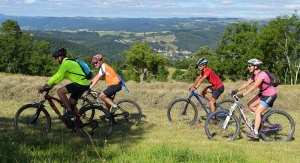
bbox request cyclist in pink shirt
[189,58,224,122]
[231,58,277,139]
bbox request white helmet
[248,58,262,66]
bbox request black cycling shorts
[103,83,122,98]
[258,93,277,108]
[207,85,224,99]
[65,83,89,100]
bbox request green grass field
[0,73,299,162]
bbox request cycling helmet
[248,58,262,66]
[52,48,67,58]
[92,54,102,63]
[195,58,208,68]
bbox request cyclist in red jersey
[189,58,224,120]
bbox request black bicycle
[79,89,142,126]
[14,89,113,140]
[167,91,236,126]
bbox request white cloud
[24,0,36,4]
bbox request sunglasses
[55,56,59,59]
[93,61,99,65]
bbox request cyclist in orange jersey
[90,54,122,114]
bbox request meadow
[0,73,299,163]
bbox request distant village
[114,38,192,60]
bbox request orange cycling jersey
[99,63,120,86]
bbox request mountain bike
[14,88,113,140]
[204,95,295,142]
[79,89,142,126]
[167,91,237,126]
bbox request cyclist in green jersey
[38,48,90,118]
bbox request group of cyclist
[38,48,122,121]
[189,58,277,139]
[38,47,277,139]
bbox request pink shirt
[251,71,277,96]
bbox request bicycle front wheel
[115,99,142,126]
[260,109,295,142]
[77,105,113,140]
[205,110,240,141]
[14,104,51,138]
[167,98,198,126]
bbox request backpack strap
[65,59,87,80]
[257,70,271,93]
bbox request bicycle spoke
[77,105,113,140]
[14,104,51,139]
[260,110,295,142]
[115,99,142,126]
[167,98,198,126]
[205,110,240,141]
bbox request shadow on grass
[0,111,153,162]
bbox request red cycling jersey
[201,67,223,89]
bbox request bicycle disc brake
[123,111,129,122]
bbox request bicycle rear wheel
[167,98,198,126]
[14,104,51,138]
[205,110,240,141]
[115,99,142,126]
[77,105,113,140]
[260,109,295,142]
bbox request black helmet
[52,48,67,58]
[195,58,208,68]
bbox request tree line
[0,19,169,82]
[172,12,300,85]
[1,12,300,85]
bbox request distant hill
[0,14,270,32]
[0,14,271,60]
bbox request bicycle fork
[221,103,236,129]
[30,103,44,125]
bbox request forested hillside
[29,29,223,59]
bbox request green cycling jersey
[47,58,89,86]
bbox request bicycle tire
[205,109,240,141]
[115,99,142,126]
[260,109,295,142]
[14,104,51,138]
[77,105,113,140]
[167,98,198,126]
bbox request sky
[1,0,300,19]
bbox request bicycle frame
[189,91,227,114]
[80,90,104,106]
[43,93,65,117]
[223,97,280,133]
